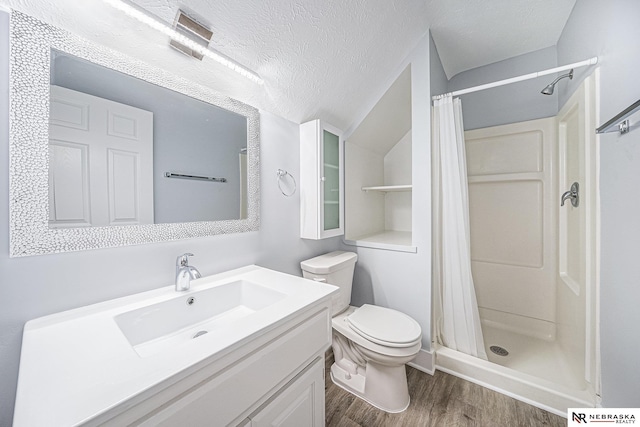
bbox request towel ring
[276,169,296,197]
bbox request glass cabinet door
[323,130,340,232]
[299,119,343,240]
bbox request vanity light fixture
[102,0,264,84]
[169,11,212,61]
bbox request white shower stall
[433,70,600,415]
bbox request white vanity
[13,266,337,426]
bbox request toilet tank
[300,251,358,316]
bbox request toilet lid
[346,304,421,348]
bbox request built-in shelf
[361,185,412,192]
[323,163,339,170]
[344,230,416,253]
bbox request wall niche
[344,65,414,252]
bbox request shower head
[541,69,574,95]
[540,85,555,95]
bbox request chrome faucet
[175,253,202,292]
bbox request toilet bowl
[300,251,422,413]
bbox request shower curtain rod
[432,56,598,101]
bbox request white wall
[557,0,640,408]
[448,46,558,131]
[0,13,342,425]
[384,131,412,232]
[344,142,385,239]
[348,35,432,349]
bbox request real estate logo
[568,408,638,425]
[573,412,587,423]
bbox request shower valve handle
[561,182,580,207]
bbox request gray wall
[557,0,640,408]
[52,53,246,223]
[429,31,448,100]
[0,13,341,425]
[448,46,559,130]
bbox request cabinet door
[322,129,341,235]
[129,310,330,427]
[300,120,344,240]
[250,358,324,427]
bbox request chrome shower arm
[541,69,574,95]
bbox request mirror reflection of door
[48,85,154,228]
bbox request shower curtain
[432,95,487,360]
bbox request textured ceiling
[2,0,575,131]
[429,0,576,79]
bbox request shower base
[435,330,595,417]
[483,325,585,390]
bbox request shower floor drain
[490,345,509,356]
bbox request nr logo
[572,412,587,423]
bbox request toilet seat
[332,307,421,358]
[346,304,421,348]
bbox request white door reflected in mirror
[48,85,154,228]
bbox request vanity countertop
[13,265,337,427]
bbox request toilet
[301,251,422,413]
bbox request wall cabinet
[300,119,344,239]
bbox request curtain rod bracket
[596,99,640,134]
[619,120,630,134]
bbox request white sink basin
[115,280,287,357]
[14,265,337,427]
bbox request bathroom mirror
[9,11,260,256]
[49,50,248,226]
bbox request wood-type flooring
[324,352,566,427]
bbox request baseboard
[407,348,435,375]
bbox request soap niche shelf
[344,65,415,253]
